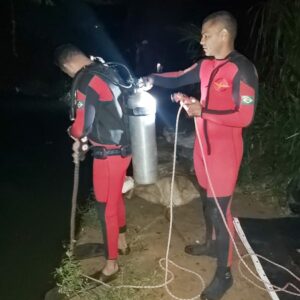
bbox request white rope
[82,104,300,299]
[82,105,205,300]
[193,115,300,297]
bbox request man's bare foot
[102,259,118,276]
[118,233,128,250]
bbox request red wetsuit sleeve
[70,88,89,139]
[201,63,258,128]
[70,75,112,138]
[151,63,201,88]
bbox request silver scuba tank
[127,90,157,184]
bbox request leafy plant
[54,250,91,297]
[82,268,164,300]
[175,23,202,62]
[78,193,100,229]
[244,0,300,186]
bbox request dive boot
[184,240,217,257]
[201,267,233,300]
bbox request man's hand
[171,92,190,103]
[171,93,202,117]
[185,100,202,117]
[140,76,154,91]
[72,137,89,164]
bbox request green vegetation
[78,193,100,229]
[54,195,98,298]
[176,23,201,62]
[54,250,92,298]
[54,194,164,299]
[244,0,300,188]
[76,268,164,300]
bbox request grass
[77,192,100,229]
[54,250,93,298]
[54,192,99,298]
[54,190,164,299]
[77,267,164,300]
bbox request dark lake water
[0,94,92,300]
[0,91,190,300]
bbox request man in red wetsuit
[145,11,258,300]
[55,44,131,282]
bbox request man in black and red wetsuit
[144,11,258,300]
[55,44,131,283]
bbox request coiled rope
[75,103,300,298]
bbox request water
[0,94,91,300]
[0,92,188,300]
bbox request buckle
[120,145,131,157]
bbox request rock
[162,127,195,169]
[177,146,194,161]
[44,287,66,300]
[162,127,195,149]
[133,174,199,207]
[130,128,199,207]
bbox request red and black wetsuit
[151,51,258,267]
[70,63,131,260]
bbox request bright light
[136,91,156,114]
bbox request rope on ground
[79,103,300,299]
[82,105,206,300]
[194,114,300,297]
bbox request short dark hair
[54,44,85,67]
[203,11,237,39]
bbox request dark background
[0,0,261,96]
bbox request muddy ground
[69,139,286,300]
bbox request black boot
[185,192,216,257]
[201,267,233,300]
[184,239,217,257]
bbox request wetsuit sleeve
[201,62,258,128]
[151,63,201,88]
[69,87,96,139]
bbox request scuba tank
[68,57,158,185]
[127,87,158,185]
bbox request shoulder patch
[76,100,84,109]
[241,95,254,105]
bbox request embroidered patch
[213,78,230,92]
[241,96,254,105]
[76,101,84,109]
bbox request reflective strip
[233,218,280,300]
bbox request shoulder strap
[69,68,87,120]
